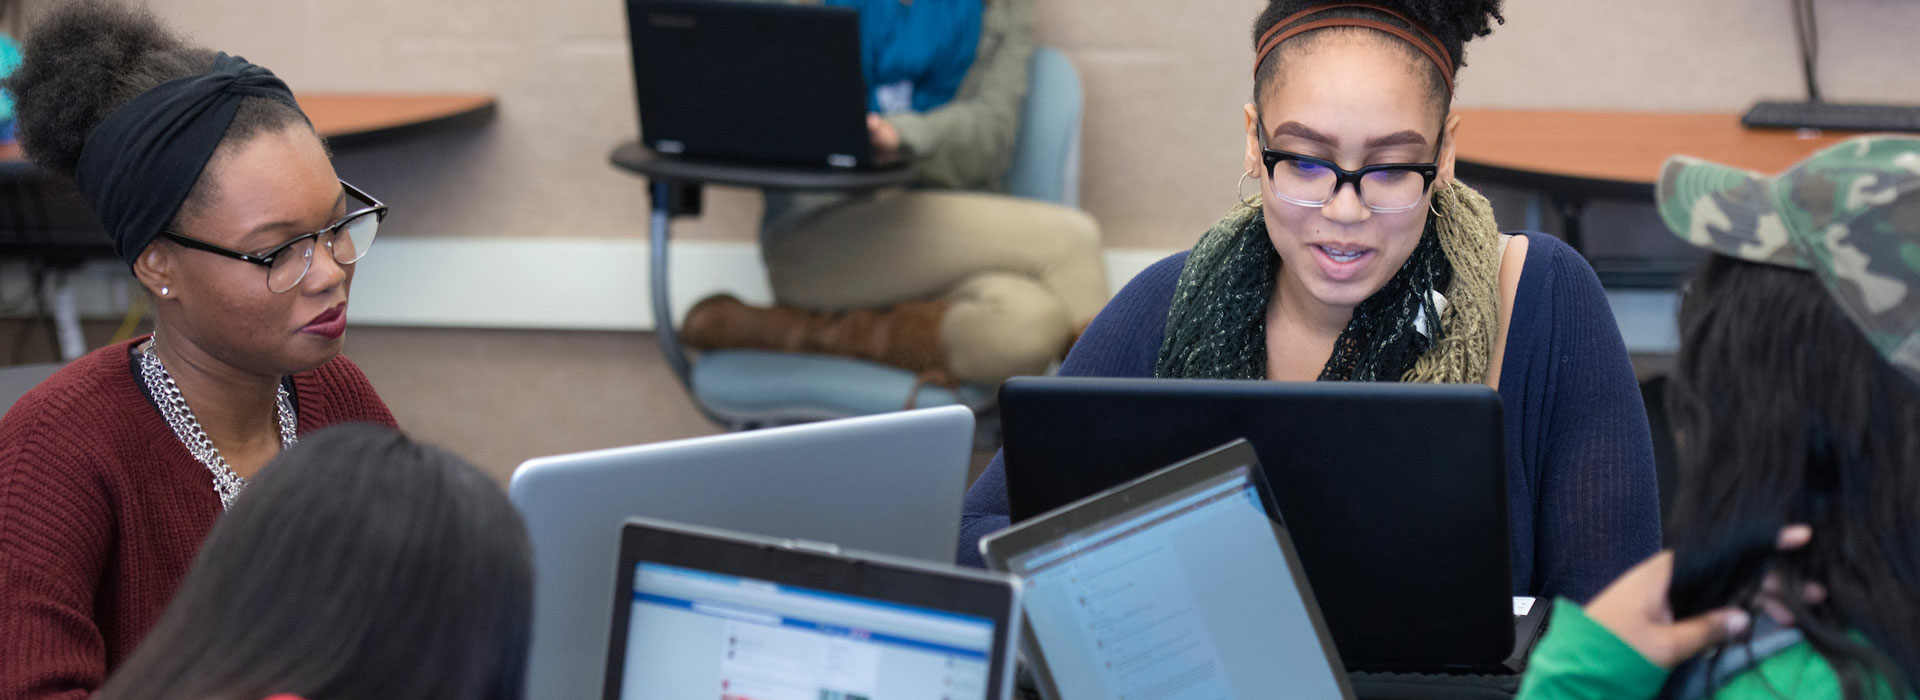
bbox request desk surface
[1,92,495,166]
[300,93,496,148]
[1452,109,1860,199]
[610,142,916,192]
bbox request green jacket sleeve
[1518,600,1902,700]
[887,0,1034,190]
[1517,599,1671,700]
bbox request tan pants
[763,190,1109,384]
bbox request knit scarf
[1153,181,1502,383]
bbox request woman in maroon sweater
[0,4,397,698]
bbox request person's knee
[1055,206,1103,256]
[1027,204,1109,324]
[941,273,1073,384]
[1008,200,1102,265]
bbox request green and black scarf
[1153,181,1503,383]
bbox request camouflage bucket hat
[1656,135,1920,387]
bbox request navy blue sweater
[959,232,1661,603]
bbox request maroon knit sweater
[0,337,396,700]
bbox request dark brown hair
[95,425,534,700]
[1667,256,1920,698]
[1249,0,1505,105]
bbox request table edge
[608,142,916,191]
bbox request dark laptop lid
[982,440,1356,700]
[998,377,1513,671]
[625,0,876,169]
[604,517,1021,700]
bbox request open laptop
[999,377,1517,673]
[982,440,1356,700]
[512,406,976,700]
[604,517,1022,700]
[626,0,894,170]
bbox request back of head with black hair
[1249,0,1505,106]
[2,0,309,215]
[1667,256,1920,699]
[94,424,534,700]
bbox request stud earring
[159,286,169,297]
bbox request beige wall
[21,0,1920,249]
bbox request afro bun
[2,1,216,176]
[3,0,308,184]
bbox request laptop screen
[615,562,998,700]
[1002,466,1348,700]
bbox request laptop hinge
[786,539,842,555]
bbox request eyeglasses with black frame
[160,179,386,294]
[1256,117,1440,214]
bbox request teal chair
[679,48,1086,429]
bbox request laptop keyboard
[1742,100,1920,133]
[1348,670,1522,700]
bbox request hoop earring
[1237,169,1258,203]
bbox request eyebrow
[1268,120,1429,149]
[240,190,349,246]
[1270,120,1336,145]
[1365,130,1429,148]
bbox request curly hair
[2,1,308,215]
[1250,0,1504,105]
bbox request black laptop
[999,377,1520,674]
[626,0,893,170]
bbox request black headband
[73,53,304,267]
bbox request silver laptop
[981,440,1356,700]
[511,406,976,700]
[603,517,1021,700]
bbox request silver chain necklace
[138,341,297,510]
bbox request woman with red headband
[959,0,1660,604]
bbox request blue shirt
[823,0,981,114]
[958,232,1662,603]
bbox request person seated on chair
[1517,136,1920,700]
[680,0,1109,387]
[958,0,1662,604]
[93,424,533,700]
[0,4,396,697]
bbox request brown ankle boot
[793,299,950,378]
[680,295,954,379]
[681,295,811,351]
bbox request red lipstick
[301,303,347,339]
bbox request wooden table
[298,93,496,148]
[1452,109,1856,199]
[1450,109,1860,286]
[1,93,495,169]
